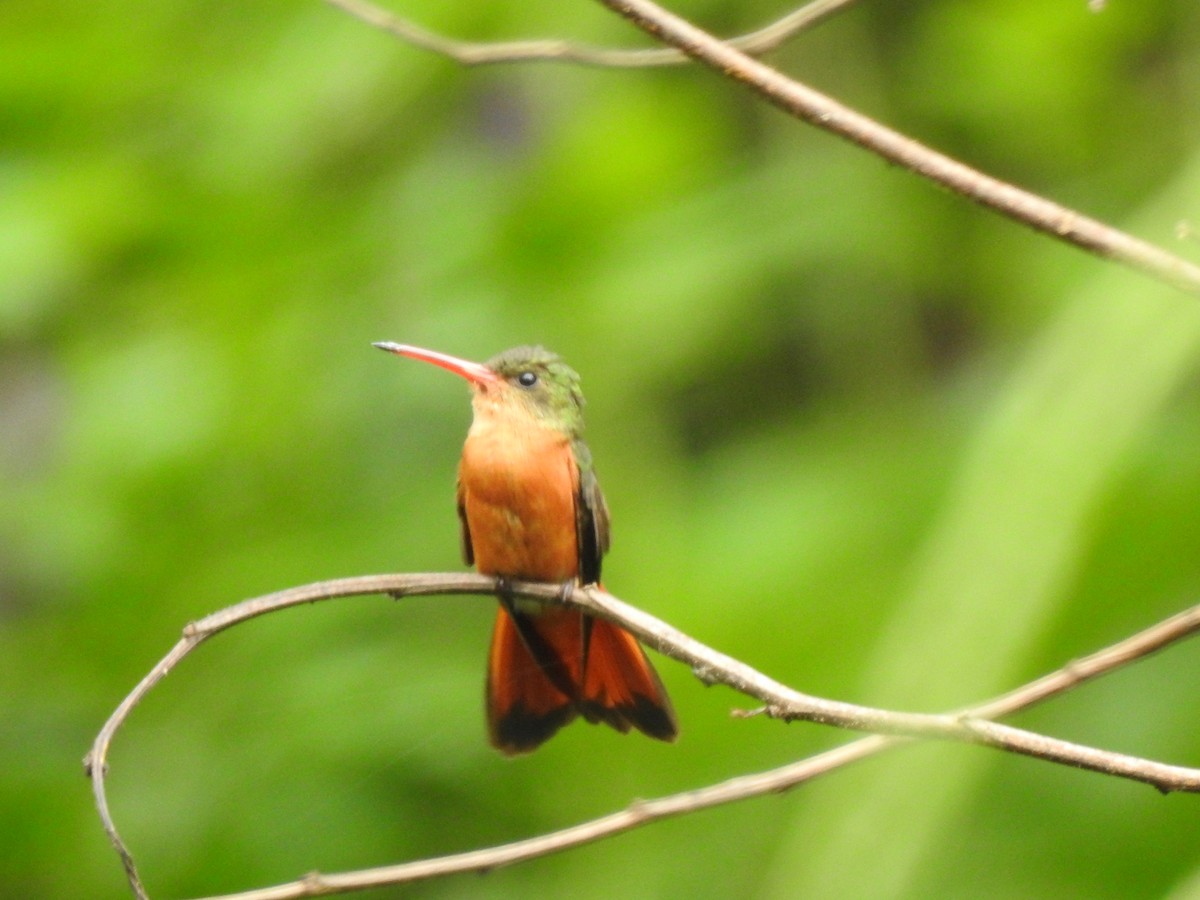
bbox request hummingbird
[375,342,678,754]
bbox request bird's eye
[517,371,538,388]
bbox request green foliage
[3,1,1199,897]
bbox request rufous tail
[486,604,677,755]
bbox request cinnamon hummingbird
[375,342,678,755]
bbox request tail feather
[580,618,678,742]
[486,606,579,754]
[486,605,677,755]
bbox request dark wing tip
[490,704,579,756]
[629,695,679,742]
[581,695,679,743]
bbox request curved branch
[320,0,1200,293]
[322,0,855,67]
[571,585,1200,789]
[84,575,476,900]
[196,737,893,900]
[87,575,1200,898]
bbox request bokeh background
[5,0,1200,897]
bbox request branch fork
[87,574,1200,899]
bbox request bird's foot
[557,580,576,606]
[494,575,515,603]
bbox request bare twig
[586,0,1200,295]
[87,575,1200,898]
[84,576,427,900]
[571,585,1200,789]
[191,598,1200,900]
[195,738,893,900]
[322,0,856,67]
[322,0,1200,294]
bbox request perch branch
[87,576,1200,898]
[322,0,856,67]
[570,584,1200,789]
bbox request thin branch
[200,597,1200,900]
[322,0,1200,293]
[196,737,893,900]
[87,576,1200,899]
[967,603,1200,720]
[587,0,1200,295]
[571,585,1200,790]
[322,0,856,67]
[84,575,473,900]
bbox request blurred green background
[4,0,1200,897]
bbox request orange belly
[459,421,579,581]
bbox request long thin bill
[373,342,498,386]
